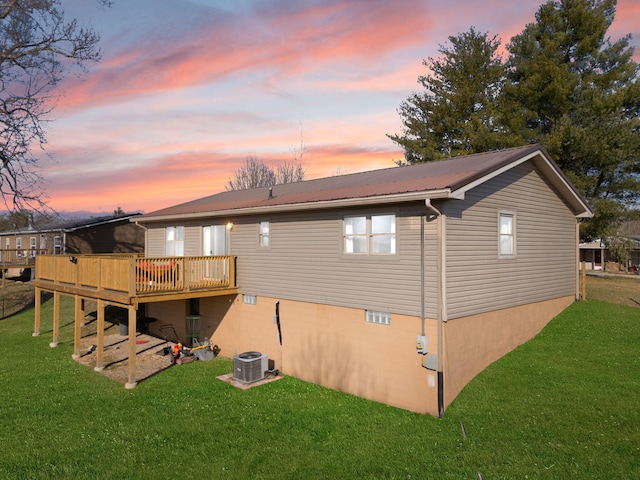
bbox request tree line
[388,0,639,241]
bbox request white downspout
[425,199,446,418]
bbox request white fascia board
[137,189,454,224]
[450,149,593,218]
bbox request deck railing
[34,254,236,297]
[0,248,49,266]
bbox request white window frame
[366,310,391,325]
[165,226,185,257]
[344,214,396,255]
[259,221,270,247]
[16,238,22,249]
[243,294,257,305]
[53,236,62,254]
[203,225,227,256]
[498,211,516,257]
[6,238,10,249]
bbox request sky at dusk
[40,0,640,215]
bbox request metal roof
[138,144,593,222]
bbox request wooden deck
[32,253,237,389]
[32,254,237,305]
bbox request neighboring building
[1,214,144,276]
[33,145,593,416]
[580,222,640,271]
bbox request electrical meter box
[416,335,428,354]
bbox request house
[1,213,145,277]
[579,220,640,271]
[32,144,592,416]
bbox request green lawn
[1,296,638,479]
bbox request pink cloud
[56,0,432,113]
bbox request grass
[1,293,639,479]
[585,273,640,307]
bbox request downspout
[576,220,580,301]
[133,221,148,256]
[425,199,446,418]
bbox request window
[499,212,515,256]
[166,226,184,256]
[16,238,22,249]
[259,221,270,247]
[203,225,227,255]
[54,236,62,254]
[243,294,257,305]
[40,234,46,250]
[366,310,391,325]
[29,237,36,257]
[344,214,396,254]
[5,238,10,249]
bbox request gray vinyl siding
[139,162,578,319]
[444,162,577,319]
[233,205,435,317]
[146,228,166,256]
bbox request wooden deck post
[72,295,83,359]
[32,287,41,337]
[125,305,138,389]
[49,291,60,348]
[94,299,105,371]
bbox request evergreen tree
[388,28,513,163]
[504,0,640,240]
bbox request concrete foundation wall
[147,294,573,416]
[443,295,574,407]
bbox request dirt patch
[0,279,35,319]
[74,317,177,385]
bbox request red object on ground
[135,339,149,345]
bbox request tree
[1,1,103,212]
[388,28,514,163]
[226,156,306,191]
[226,156,276,191]
[389,0,640,240]
[504,0,640,240]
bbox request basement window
[243,294,257,305]
[366,310,391,326]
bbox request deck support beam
[49,291,60,348]
[32,287,41,337]
[125,305,138,389]
[94,300,105,371]
[72,295,84,359]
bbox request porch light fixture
[69,256,77,264]
[226,222,234,230]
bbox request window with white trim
[259,221,270,247]
[243,294,257,305]
[344,214,396,254]
[6,238,10,249]
[366,310,391,325]
[16,238,22,249]
[165,226,185,256]
[499,212,515,256]
[54,236,62,254]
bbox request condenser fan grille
[233,351,268,383]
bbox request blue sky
[39,0,640,213]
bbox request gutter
[424,199,446,418]
[137,189,455,224]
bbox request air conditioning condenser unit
[233,351,268,383]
